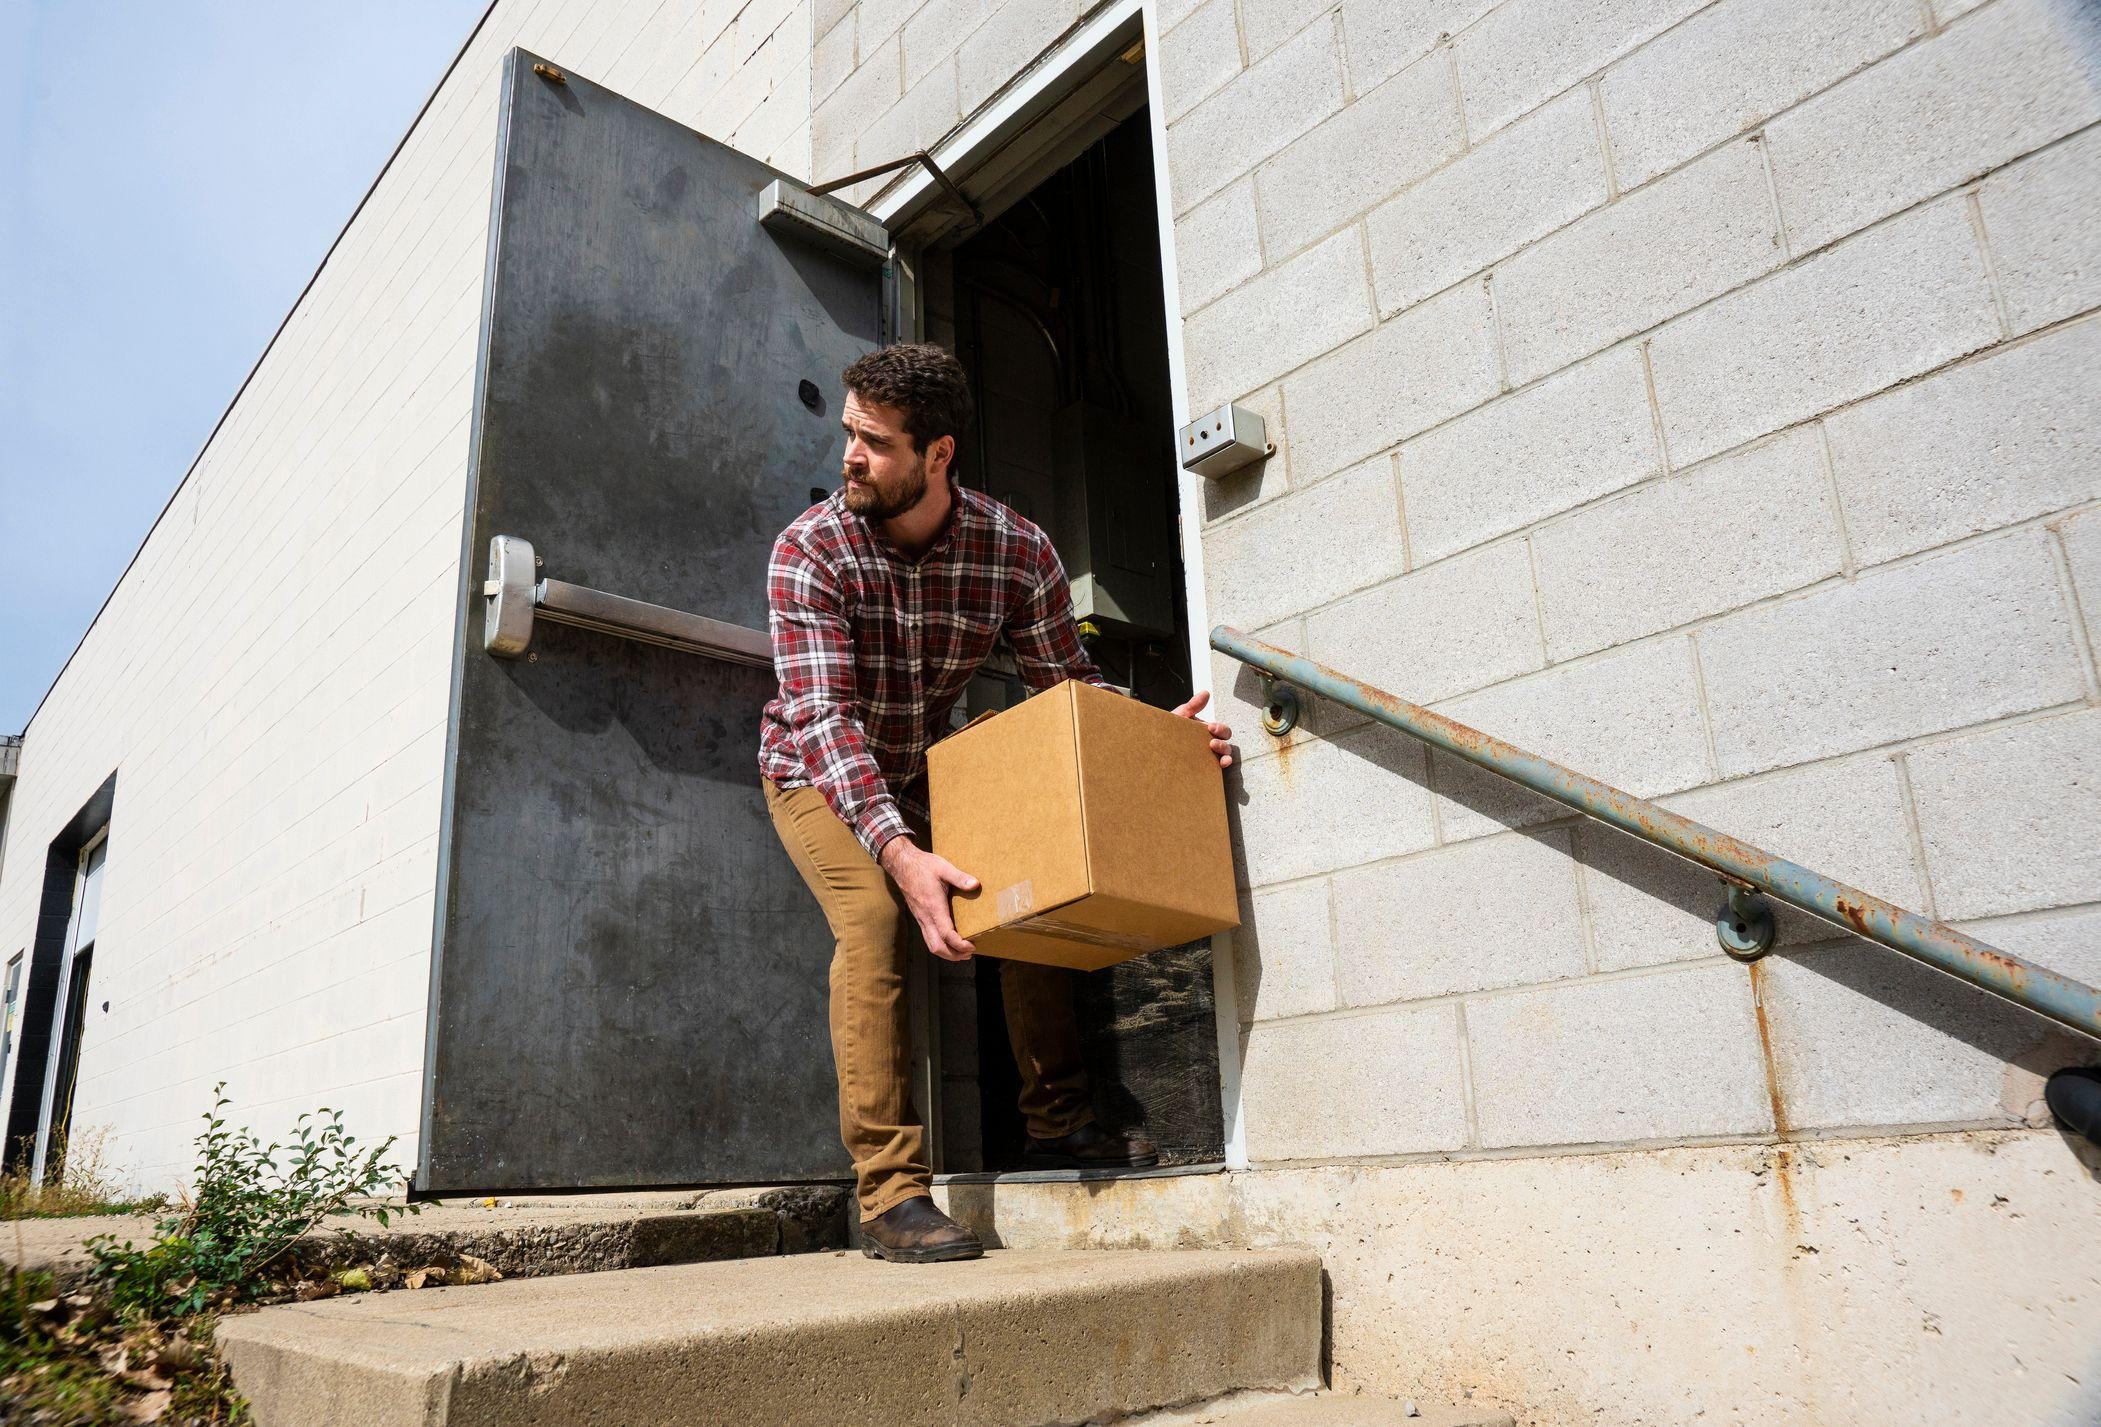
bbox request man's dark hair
[842,343,973,455]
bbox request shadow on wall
[1218,688,2099,1137]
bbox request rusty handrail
[1212,625,2101,1042]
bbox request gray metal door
[421,50,883,1192]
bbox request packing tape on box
[1008,913,1156,954]
[995,880,1036,920]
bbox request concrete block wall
[1181,0,2101,1167]
[788,0,2097,1191]
[811,0,1097,199]
[0,0,816,1190]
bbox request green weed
[86,1085,416,1318]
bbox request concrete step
[1129,1388,1516,1426]
[215,1247,1322,1427]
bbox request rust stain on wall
[1747,960,1800,1232]
[1271,735,1297,786]
[1747,960,1792,1140]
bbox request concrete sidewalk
[2,1184,847,1289]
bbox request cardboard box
[928,679,1240,970]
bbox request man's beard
[841,454,928,519]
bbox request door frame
[33,825,107,1182]
[860,0,1249,1171]
[1,953,23,1071]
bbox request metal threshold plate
[932,1161,1226,1186]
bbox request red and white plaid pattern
[759,484,1107,858]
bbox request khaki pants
[764,780,1094,1221]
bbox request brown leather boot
[859,1195,984,1264]
[1022,1121,1159,1169]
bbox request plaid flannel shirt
[758,484,1109,860]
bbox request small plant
[1,1125,168,1220]
[85,1086,416,1317]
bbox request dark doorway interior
[43,947,93,1181]
[928,109,1225,1171]
[3,774,115,1176]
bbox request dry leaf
[124,1387,173,1423]
[452,1255,501,1285]
[155,1336,207,1374]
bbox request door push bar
[481,534,773,669]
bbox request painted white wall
[0,0,815,1192]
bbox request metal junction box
[1178,403,1270,480]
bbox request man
[759,343,1233,1264]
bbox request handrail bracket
[1259,677,1301,737]
[1716,880,1777,961]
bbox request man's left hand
[1172,690,1234,769]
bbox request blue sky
[0,0,489,732]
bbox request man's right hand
[880,837,979,961]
